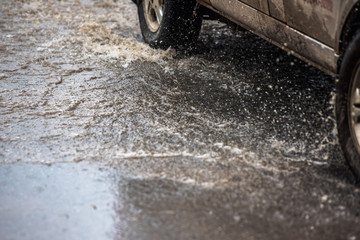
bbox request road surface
[0,0,359,239]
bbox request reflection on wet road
[0,163,115,240]
[0,0,360,239]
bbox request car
[134,0,360,180]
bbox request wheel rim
[143,0,164,32]
[349,62,360,153]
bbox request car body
[196,0,359,77]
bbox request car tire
[336,31,360,180]
[137,0,202,50]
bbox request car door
[282,0,340,47]
[241,0,269,13]
[209,0,269,14]
[268,0,286,22]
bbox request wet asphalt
[0,0,360,239]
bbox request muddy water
[0,0,339,166]
[1,0,360,239]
